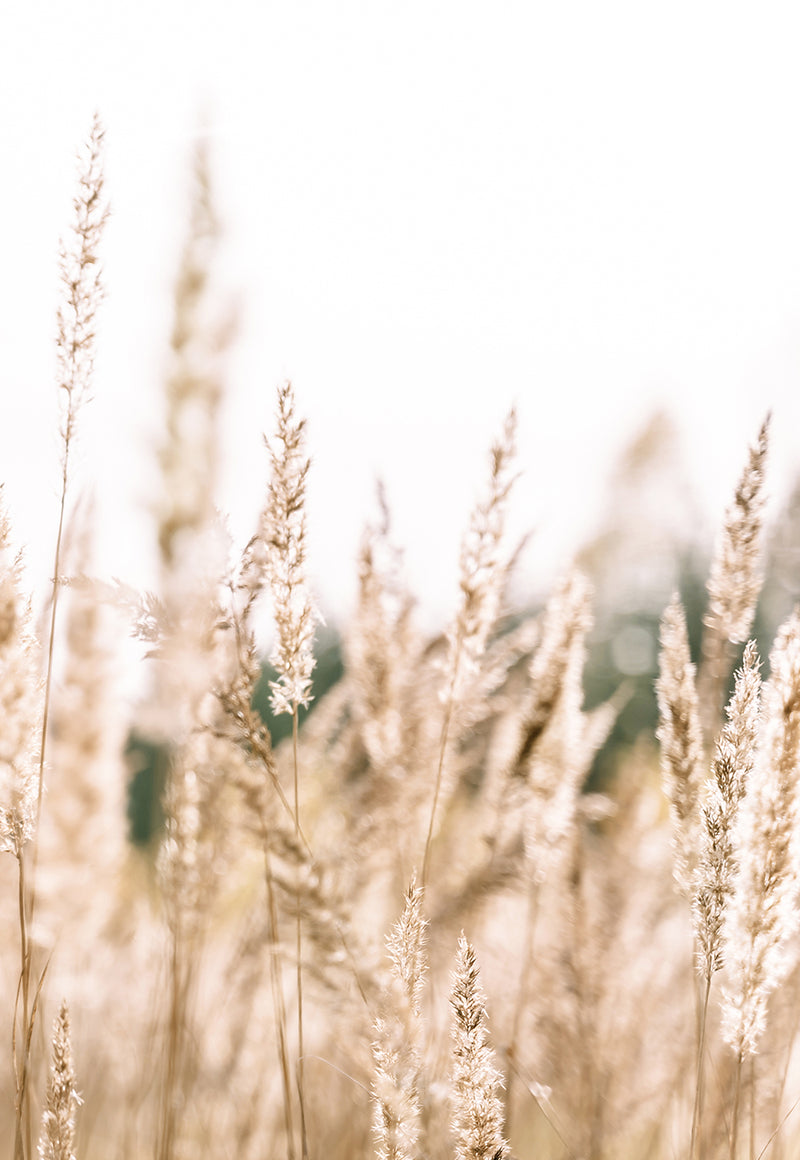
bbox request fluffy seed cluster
[38,1000,80,1160]
[445,407,518,710]
[656,596,705,895]
[262,382,319,716]
[722,609,800,1058]
[372,880,428,1160]
[56,113,108,450]
[519,571,594,881]
[0,505,41,857]
[450,936,507,1160]
[693,640,761,981]
[705,417,769,648]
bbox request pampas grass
[8,119,800,1160]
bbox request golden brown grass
[4,118,800,1160]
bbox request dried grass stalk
[723,609,800,1060]
[372,878,427,1160]
[700,416,769,733]
[657,595,705,895]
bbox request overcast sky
[1,1,799,630]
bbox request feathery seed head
[445,407,518,703]
[656,595,705,894]
[450,935,507,1160]
[263,381,320,715]
[372,878,428,1160]
[38,1000,80,1160]
[56,114,108,450]
[0,505,42,856]
[693,641,761,980]
[157,136,232,571]
[705,416,769,647]
[723,608,800,1056]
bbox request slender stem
[35,452,69,840]
[293,706,308,1160]
[731,1049,744,1160]
[422,652,460,887]
[691,974,712,1160]
[13,849,29,1160]
[264,846,296,1160]
[749,1056,756,1160]
[505,880,540,1134]
[157,924,183,1160]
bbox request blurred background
[2,2,800,734]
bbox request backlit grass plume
[657,595,705,895]
[0,504,40,858]
[694,640,761,984]
[37,1001,80,1160]
[263,381,319,716]
[450,935,507,1160]
[372,878,428,1160]
[700,417,769,733]
[722,609,800,1060]
[423,407,518,883]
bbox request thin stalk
[157,923,186,1160]
[19,335,76,1160]
[505,880,541,1134]
[35,450,69,840]
[293,706,308,1160]
[691,974,712,1160]
[422,651,460,887]
[730,1050,744,1160]
[264,846,296,1160]
[749,1057,756,1160]
[13,849,30,1160]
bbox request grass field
[3,118,800,1160]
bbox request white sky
[1,1,800,631]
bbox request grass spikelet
[656,595,705,895]
[348,483,415,782]
[700,416,769,732]
[694,640,761,984]
[723,610,800,1061]
[450,935,508,1160]
[263,380,319,718]
[372,878,427,1160]
[446,407,518,706]
[690,640,761,1159]
[157,135,233,571]
[56,113,108,445]
[37,1000,80,1160]
[0,505,41,859]
[423,407,518,884]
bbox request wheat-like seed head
[656,595,705,895]
[693,640,761,981]
[444,406,518,711]
[157,136,234,572]
[56,113,108,454]
[0,503,42,857]
[450,935,507,1160]
[260,381,320,716]
[372,878,428,1160]
[705,417,769,648]
[723,609,800,1057]
[37,1000,80,1160]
